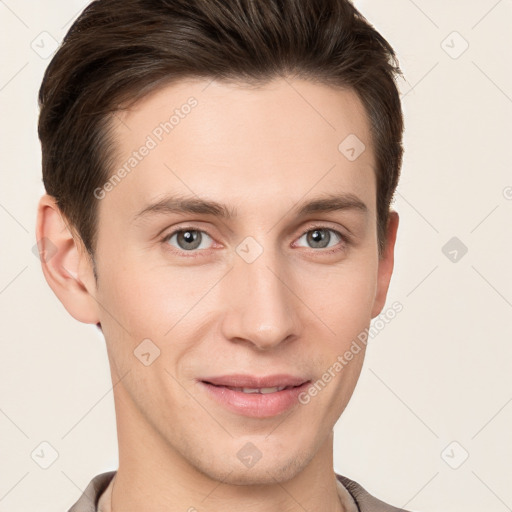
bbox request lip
[199,374,312,418]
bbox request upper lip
[201,374,310,388]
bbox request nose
[220,246,301,351]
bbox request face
[43,77,397,486]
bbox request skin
[37,77,399,512]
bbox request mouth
[198,374,312,418]
[204,383,300,394]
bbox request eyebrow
[133,192,368,221]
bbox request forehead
[102,77,376,220]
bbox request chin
[197,448,312,487]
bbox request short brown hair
[38,0,404,259]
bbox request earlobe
[371,210,399,318]
[35,194,100,324]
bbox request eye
[163,228,214,252]
[295,227,345,252]
[160,224,348,258]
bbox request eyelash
[160,224,350,258]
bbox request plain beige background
[1,1,511,511]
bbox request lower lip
[199,381,312,418]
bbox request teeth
[227,386,287,394]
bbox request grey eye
[167,229,213,251]
[297,228,342,249]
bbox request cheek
[96,249,187,332]
[294,251,378,332]
[100,270,161,331]
[95,250,218,368]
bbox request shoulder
[336,473,413,512]
[68,471,116,512]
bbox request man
[35,0,410,510]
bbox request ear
[371,210,399,318]
[35,194,100,324]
